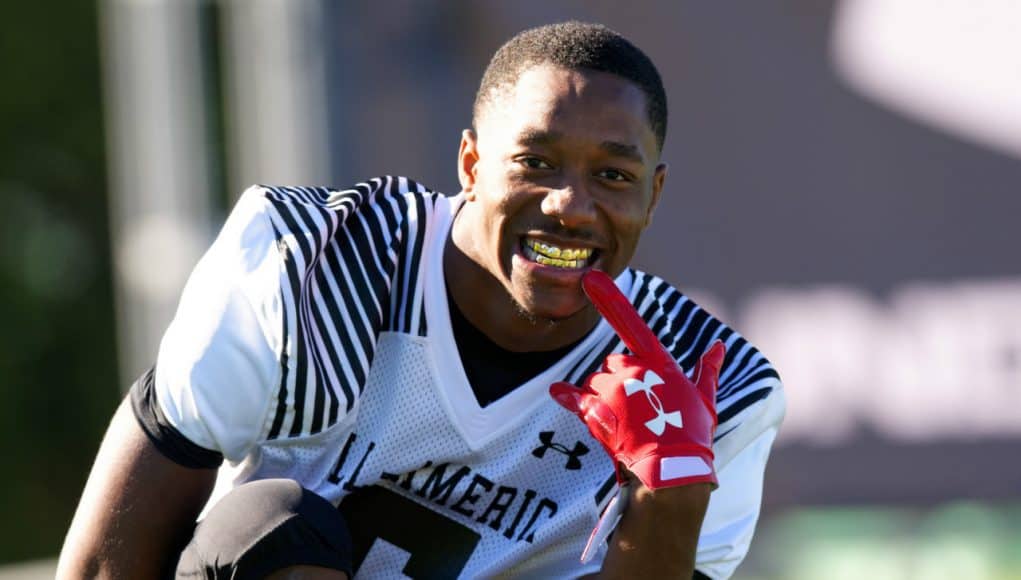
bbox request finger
[549,382,585,415]
[579,397,618,444]
[693,340,726,403]
[550,383,617,442]
[583,270,669,362]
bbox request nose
[540,179,597,229]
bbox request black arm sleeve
[129,366,224,469]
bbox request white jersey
[152,176,785,579]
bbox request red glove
[550,270,725,490]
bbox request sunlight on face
[458,65,666,323]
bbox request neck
[444,211,599,353]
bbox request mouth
[520,237,599,270]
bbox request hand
[549,270,725,490]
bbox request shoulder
[249,176,442,223]
[244,176,448,265]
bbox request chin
[513,292,588,324]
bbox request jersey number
[339,485,481,578]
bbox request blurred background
[1,0,1019,578]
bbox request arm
[58,187,326,578]
[598,479,710,578]
[57,397,216,579]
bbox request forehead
[479,65,656,155]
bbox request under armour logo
[532,431,589,470]
[623,370,683,436]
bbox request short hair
[473,21,668,151]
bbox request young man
[59,22,784,579]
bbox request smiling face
[449,64,667,346]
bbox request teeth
[536,256,576,268]
[523,238,594,269]
[538,242,560,258]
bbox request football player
[59,22,784,579]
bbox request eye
[518,156,553,170]
[597,168,632,182]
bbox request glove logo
[623,370,683,436]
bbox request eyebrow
[518,129,560,147]
[599,141,644,164]
[518,129,646,164]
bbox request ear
[644,163,668,227]
[458,129,480,201]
